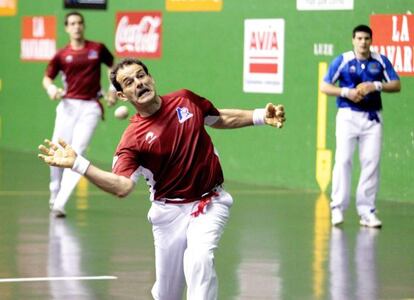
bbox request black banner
[64,0,107,10]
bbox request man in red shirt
[42,11,115,217]
[38,58,286,299]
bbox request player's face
[65,15,85,41]
[352,31,372,57]
[116,64,156,106]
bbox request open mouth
[137,88,150,98]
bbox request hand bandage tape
[47,84,58,98]
[340,87,350,98]
[373,81,383,92]
[253,108,266,125]
[72,155,90,175]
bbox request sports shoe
[331,207,344,226]
[359,213,382,228]
[51,207,66,218]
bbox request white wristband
[72,155,90,175]
[47,84,58,98]
[373,81,383,91]
[252,108,266,125]
[340,87,350,98]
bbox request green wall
[0,0,413,202]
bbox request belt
[367,111,380,123]
[164,188,221,217]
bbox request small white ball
[114,105,129,120]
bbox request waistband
[339,107,380,123]
[158,185,222,205]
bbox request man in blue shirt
[320,24,401,228]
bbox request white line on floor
[0,276,118,283]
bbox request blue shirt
[324,51,399,112]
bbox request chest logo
[176,107,193,124]
[88,50,98,60]
[145,131,157,144]
[65,55,73,63]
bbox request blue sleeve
[323,55,344,84]
[381,54,400,81]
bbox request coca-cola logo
[115,12,162,58]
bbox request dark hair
[64,11,84,26]
[110,58,150,92]
[352,24,372,38]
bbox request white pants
[331,108,382,216]
[148,188,233,300]
[50,99,101,210]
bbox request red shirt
[45,40,113,100]
[112,89,224,202]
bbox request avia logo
[176,107,193,124]
[145,131,157,144]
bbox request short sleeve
[324,55,344,84]
[45,53,61,79]
[182,89,220,117]
[381,54,400,82]
[112,147,140,182]
[100,44,114,68]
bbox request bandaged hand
[46,84,64,100]
[356,82,374,96]
[343,88,364,103]
[264,103,286,128]
[38,139,77,168]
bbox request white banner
[297,0,353,11]
[243,19,285,94]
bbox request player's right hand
[347,88,364,103]
[38,139,76,168]
[46,85,64,100]
[264,103,286,128]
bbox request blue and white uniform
[324,51,399,216]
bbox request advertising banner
[243,19,285,94]
[115,12,162,58]
[371,14,414,76]
[64,0,107,10]
[21,16,56,61]
[0,0,17,16]
[166,0,222,12]
[297,0,353,10]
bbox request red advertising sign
[370,14,414,76]
[21,16,56,61]
[115,12,162,58]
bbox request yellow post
[312,193,330,299]
[76,176,89,210]
[316,62,332,193]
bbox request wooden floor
[0,149,413,299]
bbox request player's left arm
[210,103,285,129]
[356,79,401,96]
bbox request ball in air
[114,105,129,120]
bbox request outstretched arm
[211,103,285,129]
[38,139,135,198]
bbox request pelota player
[320,24,401,228]
[42,11,116,217]
[38,58,286,300]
